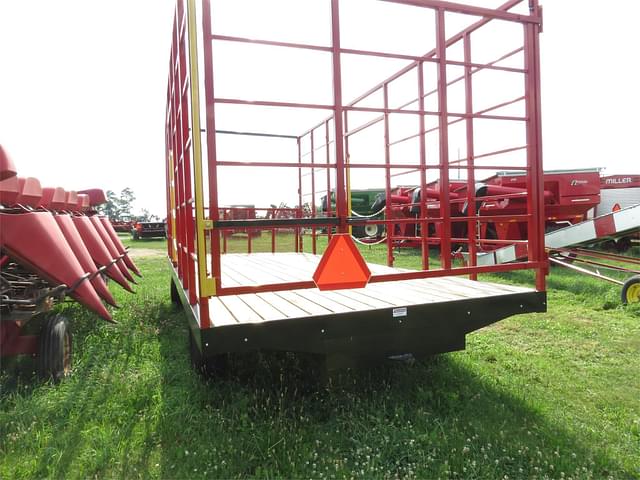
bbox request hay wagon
[165,0,548,372]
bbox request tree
[100,190,119,219]
[138,208,160,222]
[99,188,136,221]
[119,187,136,218]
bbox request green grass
[119,232,167,251]
[1,238,639,479]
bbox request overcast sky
[1,0,638,216]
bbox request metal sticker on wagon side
[393,307,408,318]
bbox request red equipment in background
[110,218,134,233]
[479,168,601,243]
[0,150,141,381]
[220,205,261,238]
[379,169,603,251]
[596,174,640,216]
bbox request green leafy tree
[100,190,119,220]
[119,188,136,218]
[99,188,136,221]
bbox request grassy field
[1,235,639,479]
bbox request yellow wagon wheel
[621,275,640,304]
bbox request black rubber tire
[351,225,366,238]
[364,223,384,238]
[550,252,578,266]
[614,237,632,253]
[170,278,181,307]
[189,330,206,372]
[37,314,72,382]
[478,223,498,252]
[189,330,228,378]
[621,275,640,305]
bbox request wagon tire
[614,237,632,253]
[621,275,640,305]
[550,252,578,266]
[189,330,228,378]
[37,314,72,382]
[170,278,181,307]
[364,223,384,238]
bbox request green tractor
[320,188,385,238]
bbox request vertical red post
[325,121,333,242]
[296,207,303,252]
[179,9,197,306]
[463,33,477,280]
[297,137,303,253]
[247,213,252,254]
[222,210,228,254]
[200,0,223,328]
[330,0,348,234]
[417,62,429,271]
[436,8,452,270]
[165,40,175,266]
[165,140,174,263]
[532,4,546,291]
[271,227,276,253]
[524,1,546,292]
[310,130,317,254]
[383,83,394,267]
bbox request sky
[1,0,639,217]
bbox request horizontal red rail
[381,0,539,25]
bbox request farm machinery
[366,167,640,303]
[110,217,134,233]
[165,0,549,373]
[366,168,603,250]
[0,146,141,380]
[131,220,167,240]
[321,189,385,238]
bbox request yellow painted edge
[346,155,352,236]
[168,151,178,263]
[186,0,216,297]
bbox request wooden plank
[227,254,309,283]
[218,295,264,323]
[249,254,314,280]
[237,294,287,321]
[410,278,490,299]
[243,255,308,282]
[363,282,447,306]
[454,277,530,294]
[347,287,413,307]
[256,292,309,319]
[399,279,477,301]
[332,289,397,309]
[221,263,256,286]
[367,262,405,275]
[427,277,511,298]
[293,289,355,314]
[208,297,239,326]
[218,266,243,287]
[317,290,378,311]
[224,258,287,285]
[275,290,333,316]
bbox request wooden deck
[207,253,536,327]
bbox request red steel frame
[165,0,547,329]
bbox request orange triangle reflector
[313,234,371,291]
